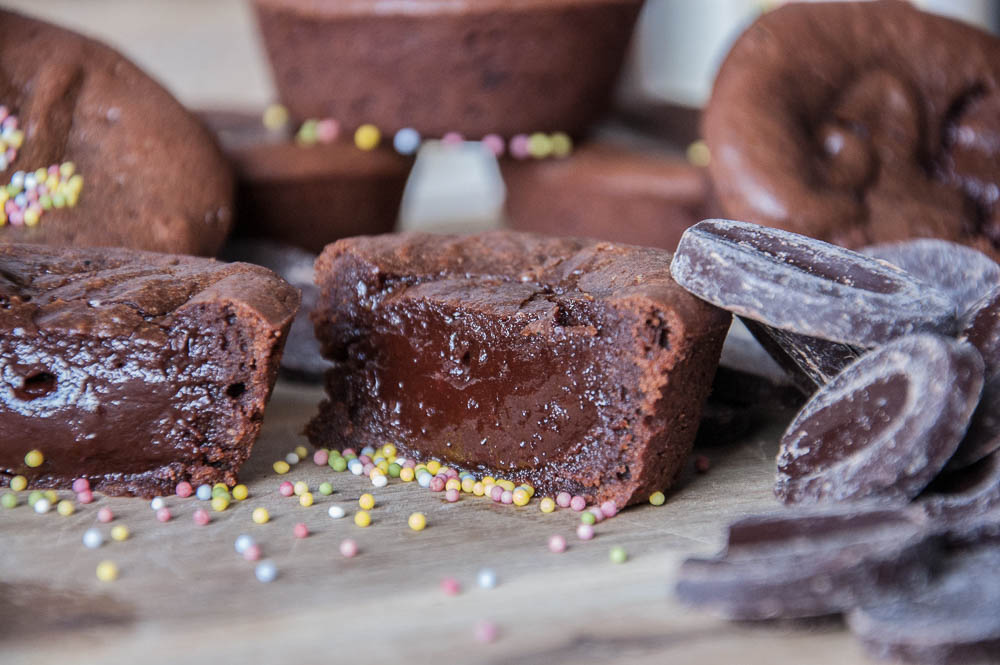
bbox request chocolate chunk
[0,10,233,255]
[776,334,984,505]
[862,239,1000,319]
[741,319,860,394]
[671,220,957,347]
[704,1,1000,261]
[0,243,300,497]
[848,547,1000,665]
[962,286,1000,378]
[676,507,936,620]
[307,231,731,507]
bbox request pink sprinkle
[339,538,358,558]
[442,132,464,146]
[490,486,504,502]
[156,507,172,522]
[97,507,114,523]
[243,544,262,561]
[48,165,58,177]
[175,481,193,498]
[445,488,460,503]
[570,495,586,512]
[72,478,90,493]
[362,463,376,476]
[443,467,458,479]
[313,449,329,466]
[556,491,572,508]
[576,523,595,540]
[440,577,461,596]
[481,134,505,157]
[500,490,513,505]
[77,490,94,504]
[509,134,531,160]
[193,509,210,526]
[358,455,372,465]
[342,448,356,457]
[2,116,16,130]
[695,455,711,473]
[429,477,446,492]
[548,534,567,553]
[9,211,23,226]
[402,459,416,469]
[0,106,8,122]
[600,500,618,518]
[588,507,605,523]
[316,118,340,144]
[474,619,499,644]
[293,522,309,539]
[279,481,294,497]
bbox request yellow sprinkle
[381,444,397,458]
[528,132,554,158]
[294,445,308,459]
[354,124,381,151]
[23,207,39,227]
[294,481,309,496]
[33,168,47,182]
[273,460,290,475]
[67,174,83,194]
[400,467,415,482]
[110,525,130,541]
[262,103,289,131]
[252,507,270,524]
[59,162,75,178]
[0,209,7,226]
[407,512,426,531]
[445,478,461,492]
[24,449,44,468]
[540,497,556,513]
[358,493,375,510]
[686,139,711,168]
[482,476,496,486]
[96,560,119,582]
[461,477,475,493]
[354,509,371,527]
[232,484,248,501]
[211,496,230,512]
[376,460,389,474]
[426,460,442,475]
[44,489,58,503]
[550,132,573,158]
[56,499,75,516]
[10,475,27,492]
[472,482,485,497]
[512,488,530,507]
[299,492,314,507]
[498,479,515,492]
[8,129,23,149]
[649,491,666,506]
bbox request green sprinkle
[319,482,333,496]
[39,194,52,210]
[1,492,17,509]
[330,457,348,472]
[52,193,66,208]
[328,448,342,458]
[649,491,666,506]
[296,119,319,145]
[343,452,357,461]
[609,546,628,564]
[580,511,596,525]
[388,463,401,478]
[212,486,230,499]
[27,490,44,506]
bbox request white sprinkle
[327,505,346,519]
[285,452,300,465]
[371,474,388,488]
[360,446,376,457]
[33,498,51,514]
[348,460,364,476]
[234,534,255,554]
[196,484,213,501]
[393,127,421,155]
[417,471,433,488]
[150,497,165,511]
[255,560,277,583]
[477,568,498,589]
[82,528,104,549]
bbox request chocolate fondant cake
[307,231,730,507]
[0,244,300,497]
[503,142,713,250]
[202,111,409,254]
[254,0,643,138]
[704,1,1000,259]
[0,10,234,255]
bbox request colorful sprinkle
[527,132,553,158]
[339,538,358,558]
[196,484,213,501]
[477,568,498,589]
[330,456,348,472]
[577,524,595,540]
[252,507,270,524]
[441,131,464,146]
[511,488,530,506]
[33,498,51,514]
[550,132,573,158]
[687,139,711,168]
[150,497,166,511]
[1,492,16,509]
[77,490,94,504]
[156,507,172,522]
[570,495,586,512]
[354,510,371,528]
[588,507,605,524]
[97,507,114,523]
[509,134,531,160]
[243,544,262,562]
[354,124,381,151]
[24,449,43,468]
[649,491,666,506]
[556,492,571,508]
[211,496,230,512]
[358,493,375,510]
[255,560,277,583]
[193,509,211,526]
[539,497,556,513]
[408,512,427,531]
[293,481,309,496]
[96,560,119,582]
[581,511,596,526]
[609,546,628,564]
[293,522,310,539]
[548,534,567,553]
[110,524,129,541]
[318,482,333,496]
[441,577,461,596]
[175,481,193,498]
[294,445,308,459]
[10,475,27,492]
[273,460,290,475]
[600,501,618,518]
[474,620,499,644]
[72,478,90,493]
[313,449,329,466]
[262,104,289,131]
[371,473,388,488]
[481,134,505,157]
[279,481,294,497]
[299,492,314,508]
[56,499,75,516]
[316,118,340,144]
[82,528,104,549]
[234,534,255,554]
[296,119,319,145]
[232,484,249,501]
[285,452,300,465]
[328,505,346,519]
[393,127,421,155]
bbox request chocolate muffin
[704,1,1000,259]
[0,243,300,497]
[254,0,643,138]
[502,142,713,250]
[0,10,234,255]
[202,111,409,254]
[307,231,730,507]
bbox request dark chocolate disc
[742,318,860,394]
[776,334,984,505]
[848,547,1000,665]
[675,507,935,620]
[962,286,1000,379]
[671,220,957,347]
[862,239,1000,320]
[921,451,1000,525]
[947,378,1000,472]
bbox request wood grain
[0,381,880,664]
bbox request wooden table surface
[0,380,882,664]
